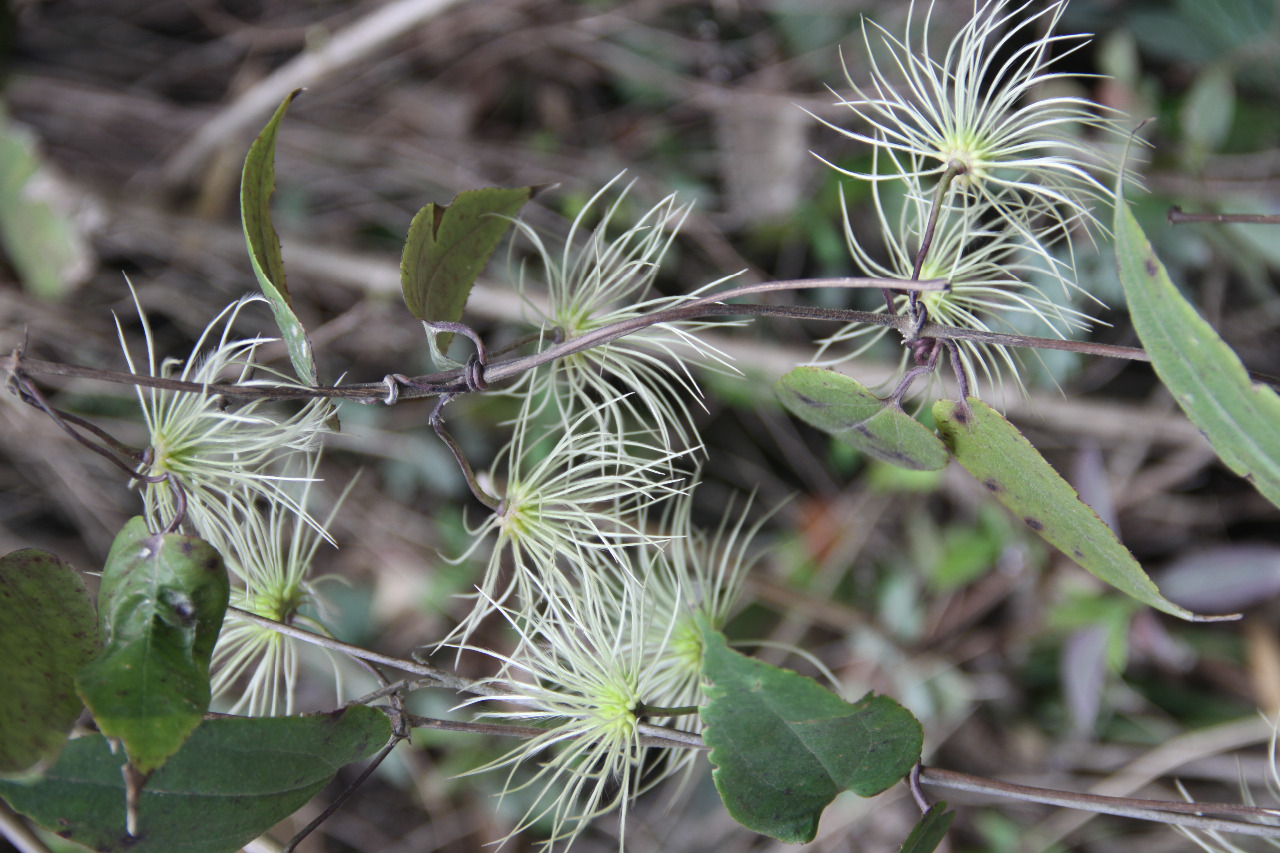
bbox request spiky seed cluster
[815,0,1127,393]
[455,488,769,849]
[118,293,333,547]
[437,182,788,848]
[458,573,690,851]
[627,489,765,715]
[454,3,1132,841]
[822,0,1124,258]
[118,290,344,716]
[509,175,736,452]
[815,148,1093,392]
[206,460,351,717]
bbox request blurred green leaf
[400,185,535,350]
[931,523,1004,593]
[1049,592,1138,673]
[75,518,229,775]
[241,89,317,385]
[0,707,390,853]
[0,113,93,298]
[1180,64,1234,162]
[1115,197,1280,511]
[699,615,922,843]
[0,549,97,776]
[866,460,944,493]
[932,399,1221,622]
[1131,0,1276,70]
[777,367,949,471]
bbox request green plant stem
[900,161,964,323]
[6,276,938,400]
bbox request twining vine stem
[8,273,1197,408]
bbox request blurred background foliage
[0,0,1278,851]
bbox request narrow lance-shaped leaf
[1114,197,1280,510]
[776,366,949,471]
[0,707,391,853]
[897,803,955,853]
[75,517,230,775]
[401,185,536,350]
[699,614,922,843]
[933,398,1235,622]
[241,88,317,385]
[0,549,97,776]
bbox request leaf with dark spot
[1115,190,1280,510]
[75,518,229,775]
[933,398,1232,622]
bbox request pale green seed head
[506,175,737,453]
[816,0,1130,297]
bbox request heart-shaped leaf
[933,398,1233,622]
[400,185,536,350]
[75,518,229,774]
[241,89,317,385]
[1115,196,1280,510]
[0,707,391,853]
[776,367,949,471]
[699,615,922,843]
[0,549,97,776]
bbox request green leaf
[897,803,955,853]
[699,615,922,843]
[0,550,97,776]
[0,707,391,853]
[932,398,1229,622]
[400,185,536,349]
[240,89,317,385]
[75,518,230,774]
[1115,195,1280,510]
[1180,64,1235,155]
[776,367,949,471]
[0,113,94,299]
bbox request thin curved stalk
[919,765,1280,839]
